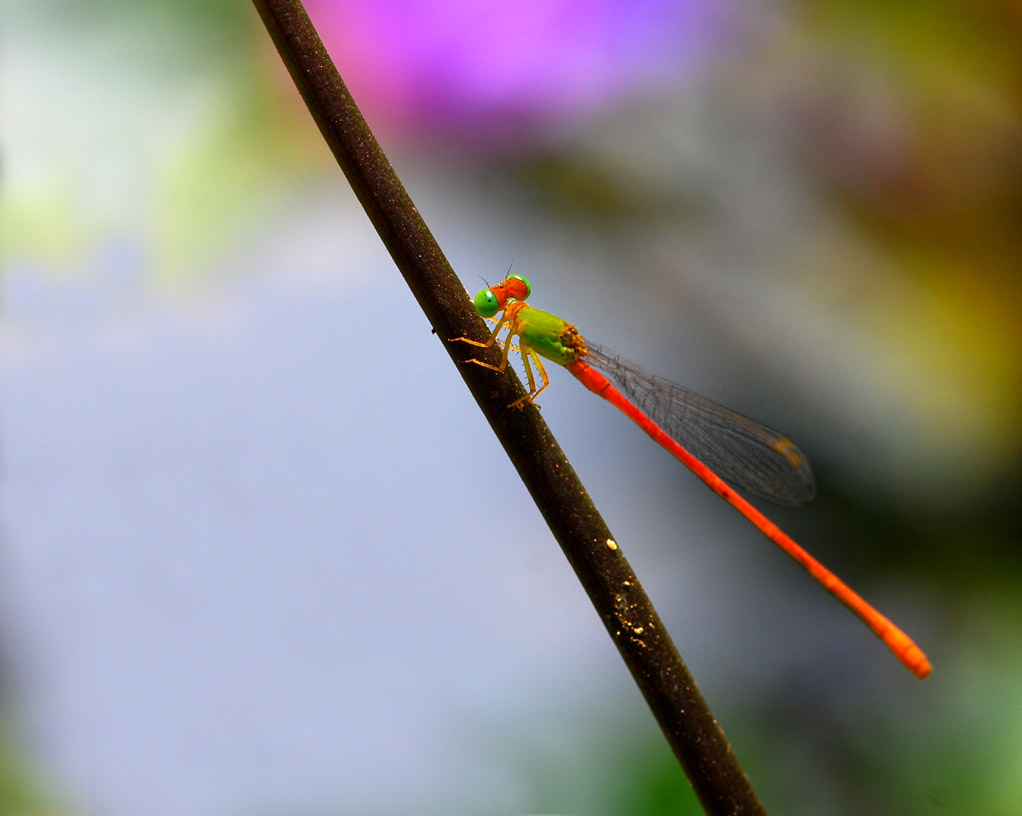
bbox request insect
[453,274,931,679]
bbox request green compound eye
[474,288,501,318]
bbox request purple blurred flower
[306,0,730,143]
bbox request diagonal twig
[250,1,767,813]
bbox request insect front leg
[449,312,507,350]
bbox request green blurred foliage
[0,722,54,814]
[0,2,324,282]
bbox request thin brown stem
[250,2,767,813]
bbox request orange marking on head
[489,276,530,310]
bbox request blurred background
[1,1,1020,814]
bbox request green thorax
[510,302,588,367]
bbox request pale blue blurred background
[1,2,1020,815]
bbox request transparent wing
[583,340,815,506]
